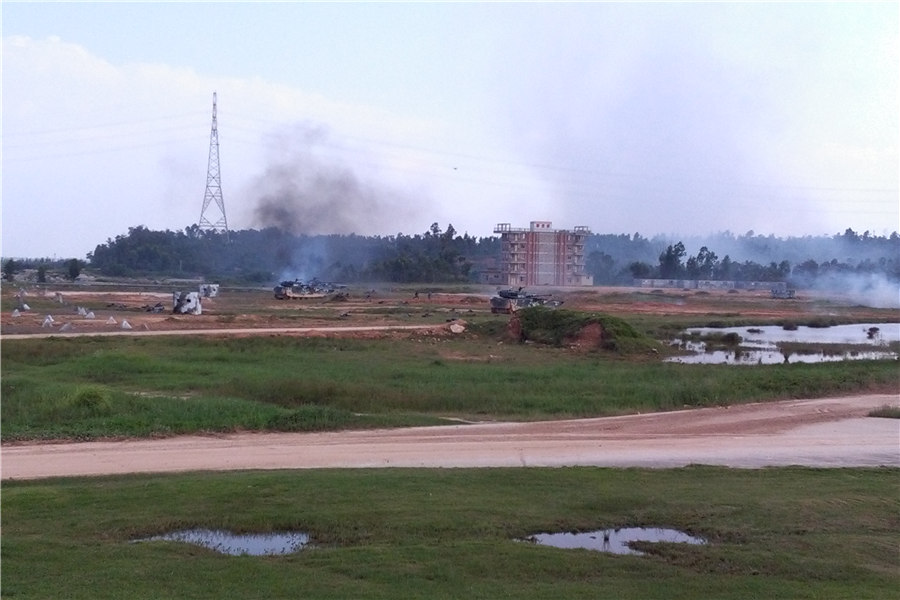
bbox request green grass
[517,306,641,343]
[2,467,897,599]
[2,334,897,441]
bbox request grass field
[3,284,898,598]
[2,334,897,441]
[2,467,897,599]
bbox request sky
[2,2,898,259]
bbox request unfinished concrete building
[493,221,593,287]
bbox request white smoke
[810,272,900,309]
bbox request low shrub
[868,405,900,419]
[265,404,355,431]
[516,306,655,355]
[69,385,113,416]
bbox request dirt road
[0,323,445,340]
[3,394,897,480]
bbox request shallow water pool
[520,527,706,556]
[133,528,310,556]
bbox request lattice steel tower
[198,92,229,233]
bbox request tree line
[4,225,897,289]
[84,223,498,284]
[618,241,792,283]
[2,257,84,283]
[584,229,900,286]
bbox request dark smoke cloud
[249,123,420,236]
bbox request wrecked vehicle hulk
[273,278,337,300]
[489,287,562,314]
[173,291,202,315]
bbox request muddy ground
[2,287,487,336]
[3,284,894,337]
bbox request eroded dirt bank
[3,394,897,480]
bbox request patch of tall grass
[868,405,900,419]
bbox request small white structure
[121,320,132,330]
[199,284,219,298]
[173,291,202,315]
[42,316,54,328]
[86,311,96,319]
[106,316,117,325]
[60,323,73,332]
[11,309,20,317]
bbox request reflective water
[134,528,310,556]
[668,346,893,365]
[520,527,706,556]
[683,323,899,345]
[667,322,899,364]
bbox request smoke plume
[249,123,419,236]
[809,273,900,309]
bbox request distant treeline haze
[6,225,898,290]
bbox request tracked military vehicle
[489,288,562,314]
[273,278,336,300]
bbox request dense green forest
[85,223,495,284]
[3,225,898,291]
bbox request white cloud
[2,3,897,259]
[1,36,486,257]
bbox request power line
[3,112,206,138]
[2,135,204,162]
[5,110,897,203]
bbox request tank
[489,288,562,314]
[273,278,337,300]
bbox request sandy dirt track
[0,324,445,340]
[3,394,898,480]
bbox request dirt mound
[506,315,524,341]
[506,313,611,349]
[569,321,605,350]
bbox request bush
[722,332,743,345]
[516,306,654,354]
[266,405,354,431]
[69,385,113,416]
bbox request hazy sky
[3,2,898,259]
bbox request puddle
[669,345,895,365]
[667,322,899,364]
[680,323,899,345]
[133,528,310,556]
[520,527,706,556]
